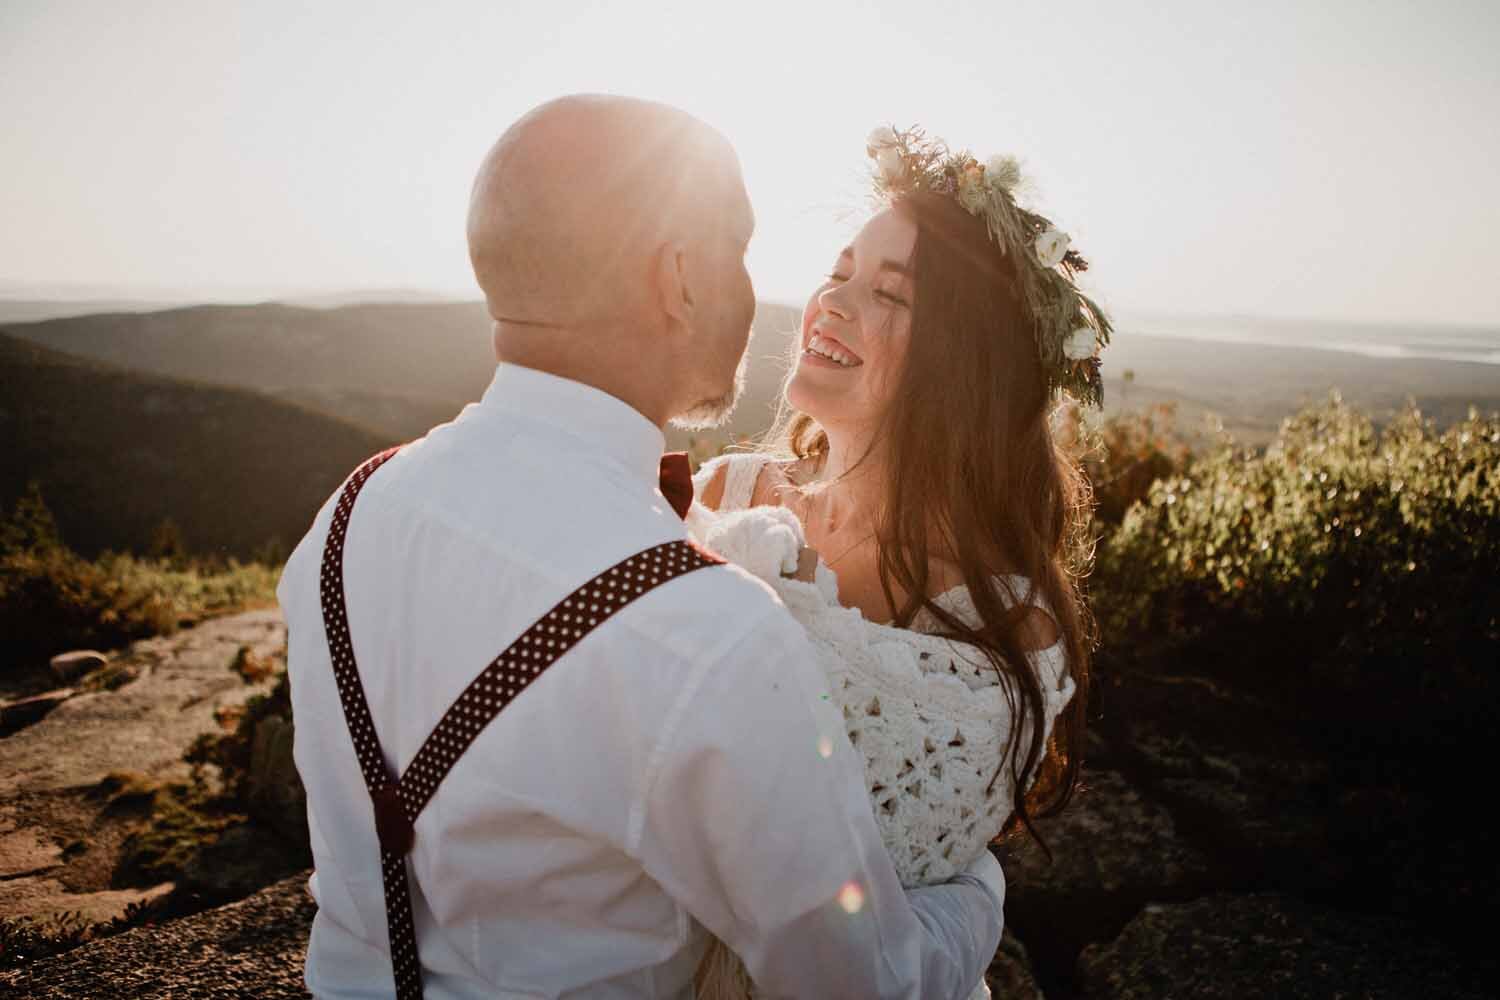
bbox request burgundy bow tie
[658,452,694,519]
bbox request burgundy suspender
[318,448,723,998]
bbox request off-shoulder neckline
[920,579,1067,660]
[929,574,1034,607]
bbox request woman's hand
[784,546,820,582]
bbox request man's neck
[494,323,675,429]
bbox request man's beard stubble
[669,354,748,432]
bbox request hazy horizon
[4,0,1499,329]
[6,284,1500,349]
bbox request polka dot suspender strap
[318,447,724,1000]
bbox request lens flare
[837,881,865,914]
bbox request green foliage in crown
[865,125,1112,407]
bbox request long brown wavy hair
[770,191,1096,844]
[695,192,1098,998]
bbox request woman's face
[786,207,917,432]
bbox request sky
[2,0,1498,327]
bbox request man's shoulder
[620,556,811,674]
[659,551,786,613]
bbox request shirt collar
[473,362,666,491]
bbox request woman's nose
[818,282,853,320]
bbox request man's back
[281,363,1001,998]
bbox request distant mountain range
[1,301,799,556]
[2,300,800,445]
[4,302,497,442]
[0,300,186,324]
[0,287,465,323]
[0,331,392,558]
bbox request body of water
[1126,314,1500,366]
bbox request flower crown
[866,125,1110,407]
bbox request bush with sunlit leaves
[1092,394,1499,712]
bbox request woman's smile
[803,329,864,368]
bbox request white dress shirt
[279,362,1003,999]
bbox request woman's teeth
[806,333,861,368]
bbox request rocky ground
[0,872,313,999]
[2,610,1494,997]
[0,610,298,944]
[995,664,1496,998]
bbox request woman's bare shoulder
[749,453,819,508]
[697,460,730,510]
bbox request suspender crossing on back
[318,447,723,998]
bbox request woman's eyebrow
[841,246,911,277]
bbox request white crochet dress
[688,455,1074,994]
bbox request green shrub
[1092,394,1499,715]
[1075,402,1195,528]
[0,544,173,670]
[0,487,280,673]
[187,674,291,791]
[112,782,238,889]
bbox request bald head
[468,95,747,328]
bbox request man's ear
[653,240,695,329]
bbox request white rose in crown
[1035,228,1071,268]
[1063,326,1097,360]
[866,126,900,151]
[984,154,1022,191]
[875,146,904,182]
